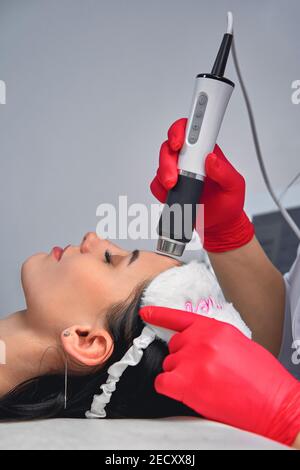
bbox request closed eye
[104,250,112,264]
[104,249,140,267]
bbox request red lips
[51,245,70,261]
[52,246,64,261]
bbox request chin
[21,252,47,298]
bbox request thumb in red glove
[150,118,254,252]
[140,305,300,447]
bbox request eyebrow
[128,249,140,266]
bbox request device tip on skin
[154,249,180,261]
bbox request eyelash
[104,250,112,264]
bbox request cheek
[22,253,120,324]
[55,257,116,311]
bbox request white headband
[86,260,251,419]
[85,326,157,419]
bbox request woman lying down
[0,231,250,420]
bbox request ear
[61,325,114,367]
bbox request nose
[80,232,100,253]
[80,232,128,256]
[82,231,98,244]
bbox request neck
[0,310,63,397]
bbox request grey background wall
[0,0,299,316]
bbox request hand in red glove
[151,118,255,252]
[140,305,300,446]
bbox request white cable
[231,34,300,240]
[279,171,300,202]
[227,12,234,35]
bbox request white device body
[178,76,234,178]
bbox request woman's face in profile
[21,232,179,332]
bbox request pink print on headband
[185,296,223,314]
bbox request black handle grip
[158,174,204,244]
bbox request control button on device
[188,93,209,145]
[198,93,208,105]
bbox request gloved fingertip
[155,372,183,402]
[139,305,151,322]
[154,373,168,395]
[169,139,181,152]
[164,176,178,190]
[168,118,187,151]
[150,178,167,203]
[207,152,218,164]
[205,153,219,175]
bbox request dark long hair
[0,281,198,421]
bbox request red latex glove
[140,305,300,446]
[151,118,255,252]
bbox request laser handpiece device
[157,12,235,257]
